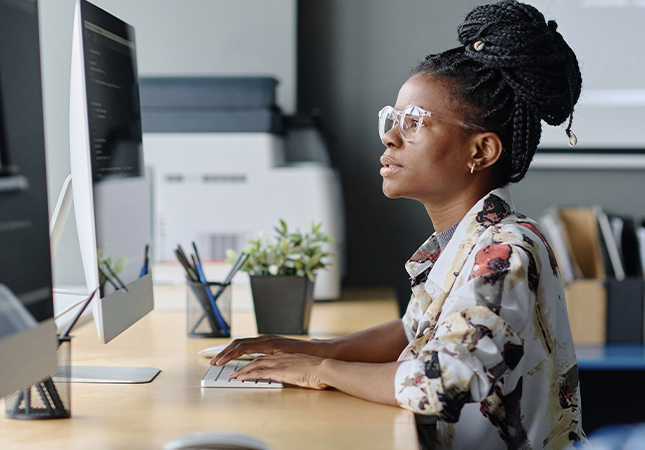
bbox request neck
[423,183,494,232]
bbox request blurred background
[42,0,645,313]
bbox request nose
[381,125,403,148]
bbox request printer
[140,77,344,300]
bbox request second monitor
[69,0,153,346]
[61,0,159,383]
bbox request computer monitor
[0,0,58,398]
[68,0,154,346]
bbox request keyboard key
[201,360,283,389]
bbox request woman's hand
[231,354,402,406]
[230,353,330,390]
[210,335,327,366]
[211,320,408,367]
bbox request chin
[382,184,400,199]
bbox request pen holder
[186,280,232,338]
[5,335,72,420]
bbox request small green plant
[227,220,334,282]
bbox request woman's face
[380,73,475,206]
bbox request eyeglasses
[378,105,485,142]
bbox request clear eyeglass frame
[378,105,485,142]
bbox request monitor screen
[80,0,150,299]
[0,0,53,321]
[0,0,57,397]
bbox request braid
[509,98,542,182]
[411,0,581,186]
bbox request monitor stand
[50,175,161,384]
[71,366,160,384]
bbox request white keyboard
[201,361,283,388]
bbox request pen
[191,243,230,335]
[191,254,229,335]
[177,245,198,279]
[226,252,249,284]
[211,252,249,304]
[175,249,198,282]
[140,244,149,277]
[190,254,199,276]
[191,242,202,268]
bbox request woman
[212,1,587,448]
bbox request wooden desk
[576,344,645,370]
[0,296,417,450]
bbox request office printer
[140,77,344,300]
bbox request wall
[514,168,645,220]
[297,0,645,312]
[297,0,492,301]
[529,0,645,149]
[38,0,296,286]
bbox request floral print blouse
[395,187,588,450]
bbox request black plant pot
[249,275,315,335]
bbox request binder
[613,215,643,277]
[554,206,644,344]
[557,207,607,345]
[558,208,605,280]
[602,212,644,343]
[636,222,645,279]
[605,277,643,343]
[595,206,625,281]
[540,208,583,285]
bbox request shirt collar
[436,222,459,252]
[405,186,515,294]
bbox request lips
[380,154,402,177]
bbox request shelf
[531,152,645,170]
[576,344,645,370]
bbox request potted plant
[227,220,334,335]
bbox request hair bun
[457,0,581,126]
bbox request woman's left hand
[230,353,329,390]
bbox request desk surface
[576,344,645,370]
[0,295,417,450]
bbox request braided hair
[412,0,581,186]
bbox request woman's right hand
[210,335,329,366]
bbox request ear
[469,132,503,171]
